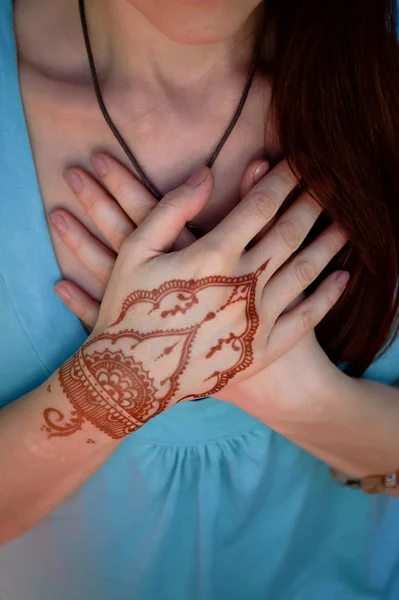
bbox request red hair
[262,0,399,376]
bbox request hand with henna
[47,156,348,440]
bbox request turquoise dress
[1,1,399,598]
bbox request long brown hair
[261,0,399,376]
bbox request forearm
[0,366,121,545]
[271,367,399,485]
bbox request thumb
[132,166,214,255]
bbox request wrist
[272,373,368,477]
[265,342,341,428]
[277,369,399,478]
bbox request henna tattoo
[86,439,96,444]
[43,261,269,440]
[42,407,83,437]
[206,332,242,359]
[46,384,51,393]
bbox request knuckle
[187,240,226,274]
[202,245,226,272]
[81,194,97,216]
[302,192,321,216]
[277,219,302,250]
[275,159,298,185]
[160,191,181,212]
[79,306,90,324]
[280,169,296,188]
[69,236,82,252]
[294,260,315,287]
[325,282,341,306]
[247,191,278,222]
[113,180,133,201]
[300,308,315,332]
[327,230,347,254]
[131,203,153,225]
[120,231,141,254]
[326,288,339,306]
[110,228,128,252]
[118,236,135,260]
[98,270,111,286]
[97,261,114,286]
[81,308,95,329]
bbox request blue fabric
[1,1,399,598]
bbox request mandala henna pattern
[43,260,269,439]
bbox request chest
[18,65,277,299]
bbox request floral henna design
[43,260,269,439]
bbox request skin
[51,156,399,496]
[2,0,396,545]
[50,151,348,424]
[0,162,351,545]
[41,1,399,489]
[123,0,263,44]
[15,0,274,304]
[46,159,348,437]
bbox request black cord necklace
[78,0,261,202]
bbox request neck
[84,0,261,97]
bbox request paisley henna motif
[43,260,269,439]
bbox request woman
[0,0,399,598]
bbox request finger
[262,221,348,321]
[240,159,270,199]
[240,159,277,250]
[242,190,323,274]
[131,166,214,256]
[49,210,116,285]
[267,270,350,357]
[173,226,198,250]
[89,153,198,251]
[64,168,135,252]
[54,281,101,330]
[90,153,160,226]
[204,160,299,256]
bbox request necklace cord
[78,0,262,201]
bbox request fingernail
[336,271,350,290]
[90,154,108,176]
[253,161,269,184]
[49,213,68,233]
[187,166,208,187]
[64,170,83,193]
[55,284,71,302]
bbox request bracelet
[330,467,399,494]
